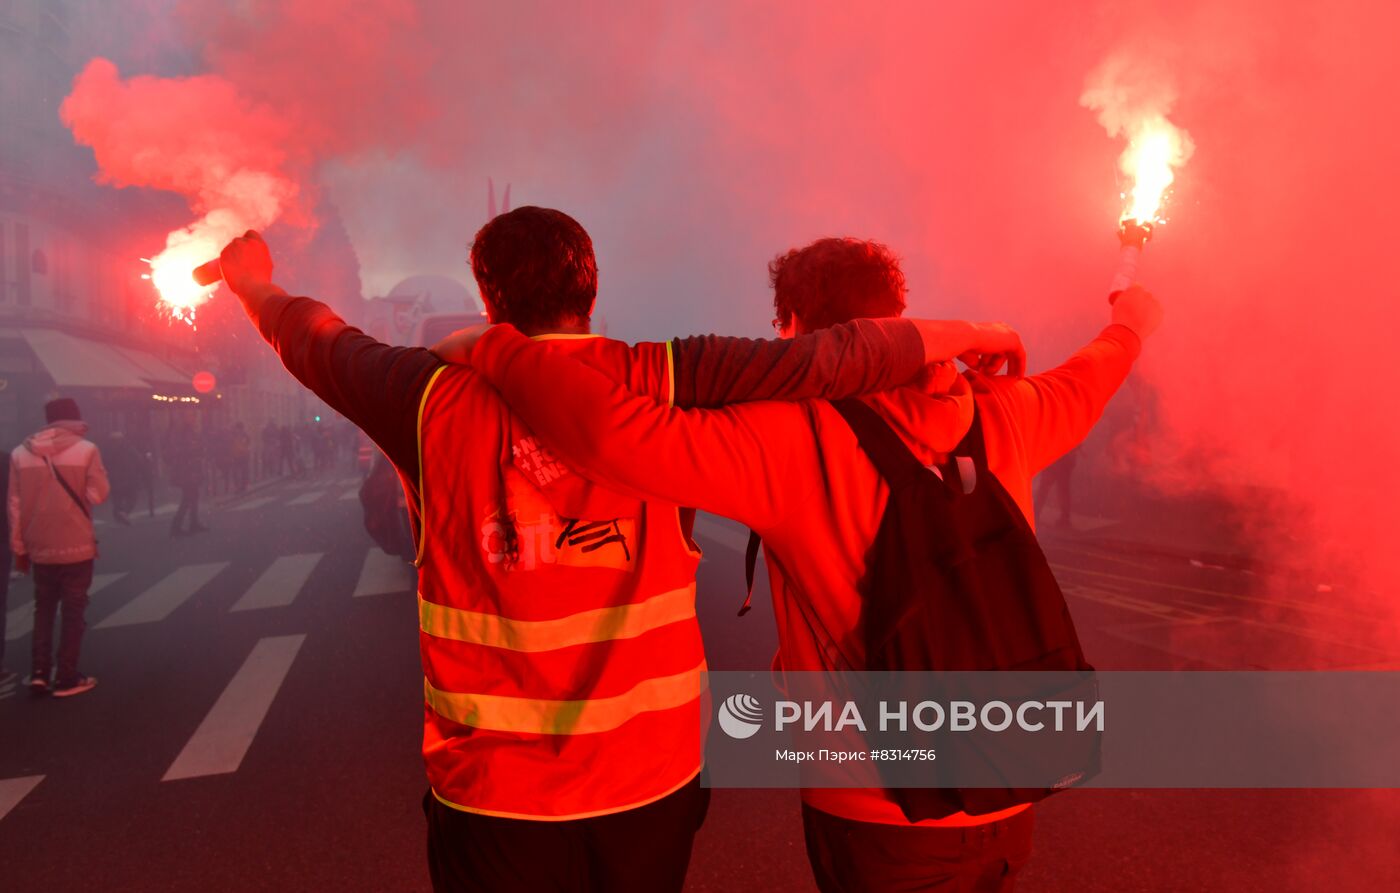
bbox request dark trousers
[112,486,138,518]
[171,482,201,532]
[802,804,1034,893]
[423,776,710,892]
[31,560,95,685]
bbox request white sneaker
[52,675,97,698]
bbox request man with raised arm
[215,211,1023,893]
[459,236,1163,892]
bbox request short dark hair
[769,237,907,332]
[470,206,598,332]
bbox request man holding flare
[445,235,1163,891]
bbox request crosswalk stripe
[287,491,326,506]
[163,635,306,781]
[353,549,415,597]
[153,503,177,516]
[693,513,751,553]
[5,573,126,641]
[338,487,359,501]
[97,563,228,628]
[0,775,45,822]
[229,554,323,612]
[231,496,278,512]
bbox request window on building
[31,248,47,275]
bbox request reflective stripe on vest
[423,660,707,736]
[418,583,697,652]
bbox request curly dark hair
[769,237,907,332]
[470,206,598,333]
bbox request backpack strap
[831,399,935,492]
[951,402,989,467]
[44,456,91,520]
[740,529,761,617]
[939,402,987,494]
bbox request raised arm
[470,324,819,532]
[986,285,1162,474]
[217,231,442,477]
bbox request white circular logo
[718,693,764,739]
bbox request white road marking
[163,635,306,781]
[353,549,415,597]
[229,554,323,612]
[286,491,325,506]
[0,775,45,822]
[97,563,227,628]
[338,487,360,501]
[153,503,177,516]
[231,496,278,512]
[5,573,126,641]
[693,513,752,553]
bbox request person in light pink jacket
[9,397,110,698]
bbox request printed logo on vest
[512,436,569,488]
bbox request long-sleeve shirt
[254,293,928,523]
[466,320,1142,827]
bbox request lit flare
[1117,116,1190,225]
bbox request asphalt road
[2,477,1398,891]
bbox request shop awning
[19,329,194,392]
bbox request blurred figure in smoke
[166,414,208,537]
[459,236,1163,893]
[207,422,232,497]
[260,419,280,478]
[277,424,295,477]
[1035,448,1078,529]
[9,398,110,698]
[359,450,414,561]
[103,431,144,525]
[215,214,1016,893]
[230,422,252,493]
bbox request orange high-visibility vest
[413,336,706,821]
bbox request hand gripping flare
[1108,219,1153,303]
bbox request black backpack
[748,397,1101,821]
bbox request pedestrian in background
[260,419,279,479]
[8,398,110,698]
[230,421,252,493]
[277,425,296,478]
[103,431,143,525]
[166,414,208,537]
[1035,448,1079,530]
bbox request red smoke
[62,1,1400,644]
